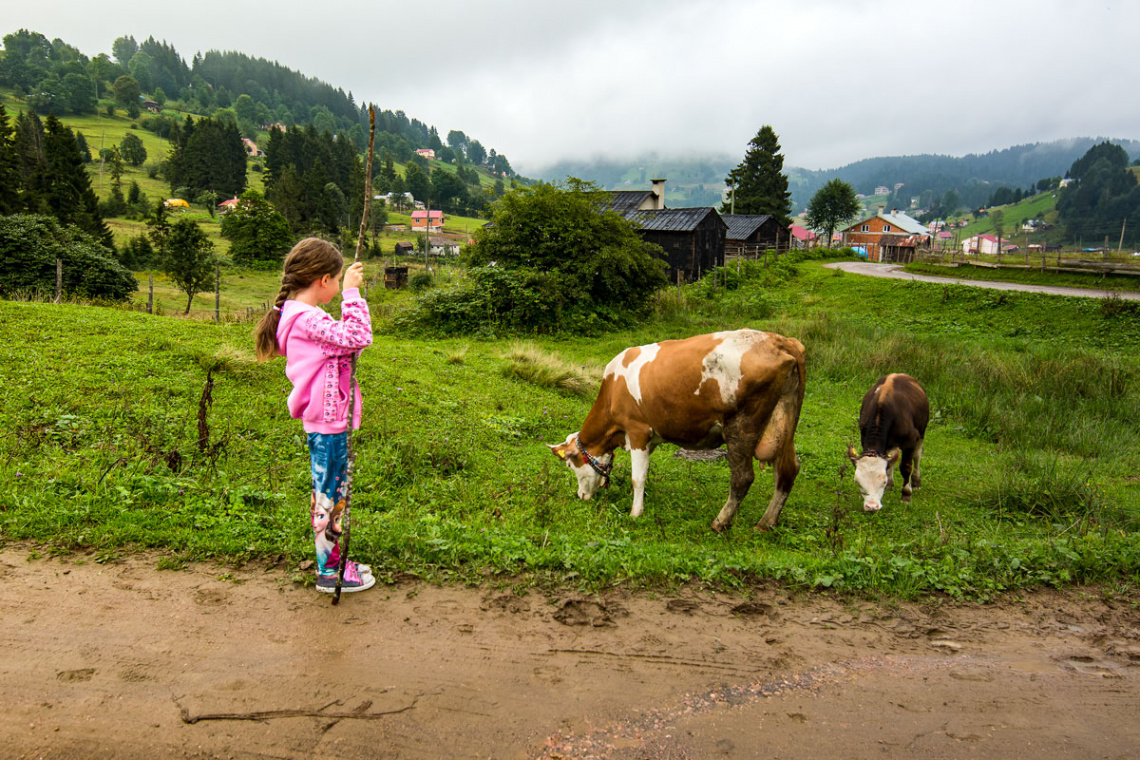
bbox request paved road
[823,261,1140,300]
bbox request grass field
[957,192,1059,239]
[2,256,1138,599]
[903,261,1140,292]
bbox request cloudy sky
[6,0,1137,173]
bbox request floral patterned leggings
[307,432,348,576]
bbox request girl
[254,238,375,593]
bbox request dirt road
[823,261,1140,300]
[2,547,1138,759]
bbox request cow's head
[549,433,612,500]
[846,445,900,512]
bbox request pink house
[789,225,817,246]
[414,148,436,161]
[241,138,262,157]
[411,209,445,232]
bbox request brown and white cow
[549,329,806,531]
[846,373,929,512]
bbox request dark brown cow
[846,373,929,511]
[549,329,806,531]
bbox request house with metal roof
[841,209,931,263]
[626,207,727,283]
[722,214,788,254]
[601,179,668,216]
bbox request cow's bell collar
[575,434,612,488]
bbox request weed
[500,342,600,397]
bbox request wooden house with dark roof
[627,207,727,284]
[721,214,787,253]
[601,179,668,216]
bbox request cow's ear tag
[549,444,567,460]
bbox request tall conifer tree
[42,114,112,247]
[722,125,792,228]
[0,105,21,214]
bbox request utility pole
[1118,217,1127,254]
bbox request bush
[219,190,294,267]
[464,179,668,323]
[118,234,156,270]
[409,271,434,291]
[0,215,137,301]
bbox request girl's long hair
[253,238,345,362]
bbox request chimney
[650,178,666,210]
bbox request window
[861,224,869,232]
[883,225,891,232]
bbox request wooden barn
[626,207,727,284]
[722,214,788,254]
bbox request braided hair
[253,238,344,362]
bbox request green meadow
[904,261,1140,293]
[2,256,1138,599]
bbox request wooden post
[214,263,221,322]
[147,274,153,314]
[334,105,376,605]
[1119,217,1127,254]
[55,258,62,303]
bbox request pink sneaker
[316,562,375,593]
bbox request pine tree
[722,125,792,227]
[42,114,113,247]
[0,105,21,214]
[13,111,49,213]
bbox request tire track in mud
[534,655,957,759]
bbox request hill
[0,29,523,187]
[535,139,1140,216]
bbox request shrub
[409,271,434,291]
[0,215,137,301]
[219,190,294,267]
[462,179,668,328]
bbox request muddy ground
[2,546,1138,760]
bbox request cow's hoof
[711,519,729,533]
[901,491,912,503]
[753,521,773,532]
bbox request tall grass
[501,342,601,397]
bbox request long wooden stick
[334,106,376,605]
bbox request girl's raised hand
[343,261,365,291]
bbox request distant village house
[429,237,461,257]
[841,209,931,263]
[414,148,436,161]
[411,209,445,232]
[962,234,1018,256]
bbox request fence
[916,246,1140,276]
[31,257,452,323]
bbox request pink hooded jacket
[276,288,372,434]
